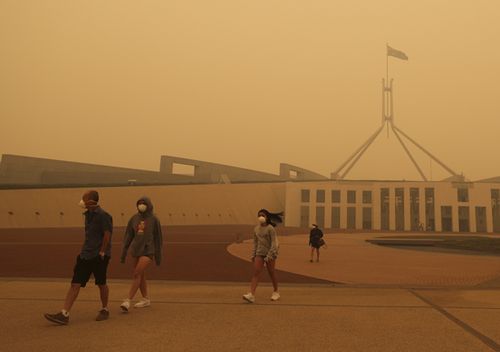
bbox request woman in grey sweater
[120,197,163,311]
[243,209,283,303]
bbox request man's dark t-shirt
[80,207,113,259]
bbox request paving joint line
[0,297,433,309]
[409,289,500,352]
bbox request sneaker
[242,293,255,303]
[120,299,131,312]
[96,309,109,321]
[44,312,69,325]
[134,298,151,308]
[271,292,280,301]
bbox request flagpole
[386,43,389,84]
[386,43,389,137]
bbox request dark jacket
[120,197,163,265]
[309,227,323,246]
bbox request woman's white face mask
[258,216,267,224]
[78,199,86,209]
[137,204,148,213]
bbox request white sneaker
[134,298,151,308]
[271,292,280,301]
[120,299,130,312]
[242,293,255,303]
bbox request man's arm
[99,213,113,258]
[99,230,111,257]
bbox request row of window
[301,189,372,204]
[302,205,493,233]
[302,188,499,204]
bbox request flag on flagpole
[387,45,408,60]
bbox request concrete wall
[1,154,336,187]
[159,155,283,183]
[0,154,166,185]
[0,183,285,228]
[279,164,328,181]
[1,179,498,233]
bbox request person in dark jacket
[120,197,163,311]
[309,224,324,262]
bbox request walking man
[44,190,113,325]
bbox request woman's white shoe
[270,292,280,301]
[134,298,151,308]
[120,299,131,312]
[242,293,255,303]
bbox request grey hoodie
[120,197,163,265]
[252,224,279,261]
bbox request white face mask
[78,199,86,209]
[137,204,147,213]
[258,216,267,224]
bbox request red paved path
[0,226,328,284]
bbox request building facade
[1,180,499,233]
[284,181,500,233]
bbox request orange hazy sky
[0,0,499,181]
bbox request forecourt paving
[228,232,500,287]
[1,279,500,352]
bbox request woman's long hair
[258,209,284,227]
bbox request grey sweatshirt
[121,197,163,266]
[252,224,279,261]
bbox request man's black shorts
[71,255,110,287]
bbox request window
[395,188,404,231]
[362,191,372,204]
[441,206,453,232]
[458,206,470,232]
[331,190,341,203]
[347,207,356,229]
[301,190,310,203]
[476,207,487,233]
[457,188,469,202]
[172,163,195,176]
[492,189,500,233]
[380,188,390,231]
[362,207,372,230]
[425,188,435,231]
[300,206,309,227]
[316,207,325,228]
[331,207,341,229]
[316,190,325,203]
[410,188,420,231]
[347,190,356,204]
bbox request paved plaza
[1,279,500,351]
[1,228,500,351]
[228,233,500,287]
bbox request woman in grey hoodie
[243,209,283,303]
[120,197,163,311]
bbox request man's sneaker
[271,292,280,301]
[134,298,151,308]
[242,293,255,303]
[120,299,131,312]
[44,312,69,325]
[96,309,109,321]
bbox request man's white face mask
[138,204,147,213]
[78,199,86,209]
